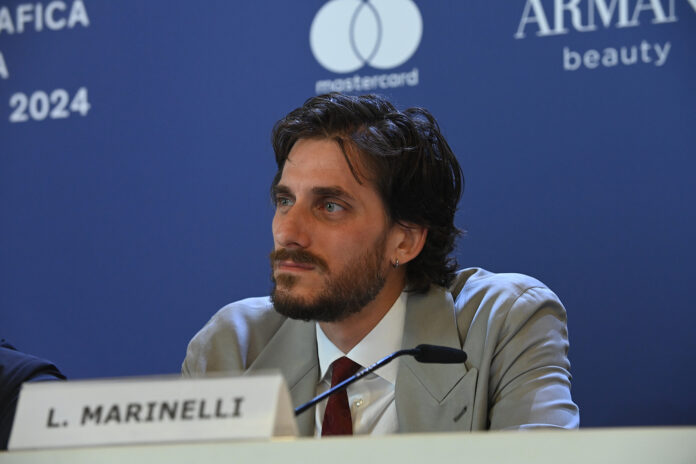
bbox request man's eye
[276,197,293,207]
[324,201,343,213]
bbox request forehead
[279,138,373,194]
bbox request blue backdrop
[1,0,695,427]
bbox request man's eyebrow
[311,186,356,201]
[271,184,292,197]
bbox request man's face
[270,138,394,322]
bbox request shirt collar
[316,291,408,385]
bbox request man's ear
[388,222,428,266]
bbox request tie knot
[331,357,361,386]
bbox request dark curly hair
[271,93,463,293]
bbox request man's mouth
[276,260,316,271]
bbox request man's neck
[319,276,405,353]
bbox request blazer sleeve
[486,285,580,429]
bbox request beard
[269,236,388,323]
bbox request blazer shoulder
[450,267,552,301]
[449,268,566,341]
[182,297,287,375]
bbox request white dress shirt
[314,292,407,436]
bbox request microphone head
[413,344,467,364]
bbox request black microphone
[294,344,467,416]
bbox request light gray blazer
[182,268,579,435]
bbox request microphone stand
[294,344,467,416]
[294,348,419,416]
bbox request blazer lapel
[247,317,318,437]
[396,286,478,432]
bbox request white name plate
[8,372,297,450]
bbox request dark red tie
[321,357,361,436]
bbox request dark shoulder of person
[0,339,66,450]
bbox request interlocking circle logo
[310,0,423,74]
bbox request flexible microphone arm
[294,344,467,416]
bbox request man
[182,93,579,436]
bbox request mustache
[270,248,328,272]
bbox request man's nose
[273,205,311,249]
